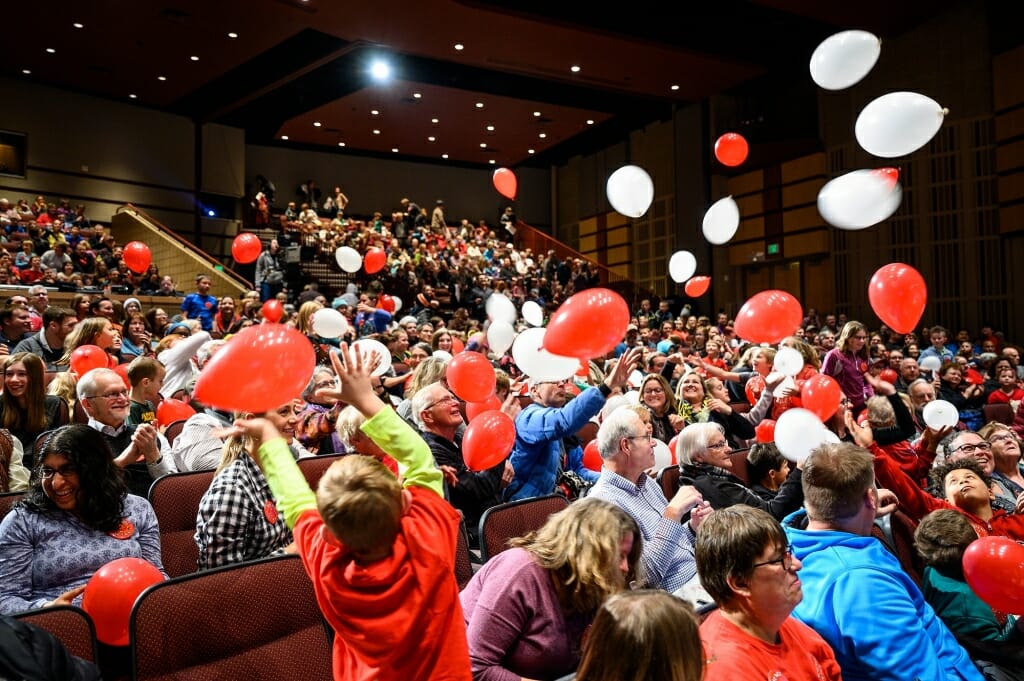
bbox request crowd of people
[1,186,1023,680]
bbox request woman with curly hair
[0,425,166,613]
[460,498,642,680]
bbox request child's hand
[215,417,283,456]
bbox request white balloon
[810,30,881,91]
[773,346,804,377]
[919,356,943,372]
[487,320,516,356]
[923,399,959,430]
[606,165,655,218]
[486,293,517,325]
[601,395,630,421]
[335,246,362,273]
[522,301,545,327]
[351,339,392,376]
[855,92,946,158]
[511,327,579,382]
[668,251,697,284]
[652,440,673,469]
[391,296,402,313]
[432,350,453,362]
[701,196,740,245]
[311,308,349,339]
[775,408,829,464]
[624,389,641,405]
[817,169,902,230]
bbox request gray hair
[410,383,446,430]
[676,422,725,466]
[28,284,46,296]
[302,366,336,402]
[596,408,641,460]
[75,367,120,401]
[196,339,227,368]
[335,405,366,445]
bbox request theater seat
[478,495,569,562]
[147,470,215,577]
[15,605,98,664]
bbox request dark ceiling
[5,0,971,169]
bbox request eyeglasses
[535,379,569,387]
[643,387,665,395]
[706,440,730,451]
[86,389,129,401]
[314,378,338,390]
[751,545,796,572]
[951,441,992,455]
[626,435,652,445]
[988,433,1017,445]
[424,394,459,410]
[39,464,78,480]
[853,335,868,340]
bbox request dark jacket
[0,613,101,681]
[421,430,503,545]
[678,462,804,521]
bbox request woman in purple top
[821,320,874,414]
[0,425,166,614]
[460,498,642,681]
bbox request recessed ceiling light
[428,136,436,142]
[489,160,496,164]
[338,142,346,147]
[392,148,399,153]
[454,43,464,51]
[157,76,167,81]
[586,119,594,125]
[413,92,422,99]
[475,102,484,109]
[21,69,30,75]
[486,125,495,131]
[129,93,137,99]
[228,32,239,39]
[373,129,381,135]
[670,84,680,91]
[313,121,322,127]
[479,143,487,148]
[46,48,56,54]
[370,60,391,82]
[281,135,289,140]
[442,154,449,159]
[538,133,547,139]
[190,55,199,62]
[533,111,541,117]
[528,149,535,154]
[371,109,379,115]
[570,65,581,73]
[73,22,84,29]
[431,118,439,124]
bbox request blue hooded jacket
[783,510,982,681]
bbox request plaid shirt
[195,453,292,570]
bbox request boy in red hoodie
[227,346,470,681]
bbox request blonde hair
[510,498,642,613]
[403,356,448,399]
[296,301,323,335]
[317,455,403,554]
[46,371,79,412]
[57,317,110,366]
[865,395,896,429]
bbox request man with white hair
[588,408,712,592]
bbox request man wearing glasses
[504,347,642,502]
[697,506,841,680]
[784,442,981,681]
[77,367,175,497]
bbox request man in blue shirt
[181,274,217,332]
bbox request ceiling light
[228,32,238,39]
[190,55,199,62]
[428,136,436,142]
[479,143,487,148]
[281,135,289,140]
[475,102,484,109]
[369,59,391,82]
[73,22,84,29]
[670,84,680,91]
[431,118,439,124]
[392,148,399,153]
[371,109,379,115]
[528,149,535,154]
[533,111,541,117]
[46,48,56,54]
[158,76,167,81]
[338,142,346,147]
[21,69,30,75]
[454,43,464,51]
[129,93,137,99]
[538,133,547,139]
[413,92,422,99]
[373,129,381,135]
[442,154,449,159]
[313,121,322,127]
[570,65,581,73]
[489,160,496,164]
[586,119,594,125]
[486,125,495,131]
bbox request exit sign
[767,243,780,255]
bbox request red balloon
[378,294,396,313]
[107,354,119,369]
[123,241,152,274]
[668,435,680,464]
[733,290,803,345]
[82,557,165,646]
[114,364,130,389]
[451,336,465,354]
[755,419,776,443]
[684,276,711,297]
[156,398,196,427]
[745,374,766,406]
[70,345,109,376]
[576,359,590,377]
[261,299,284,323]
[466,395,502,423]
[543,288,629,359]
[965,368,985,386]
[963,536,1024,615]
[193,325,315,413]
[364,248,386,274]
[493,167,517,200]
[879,368,898,384]
[232,233,262,264]
[463,410,516,471]
[801,374,842,421]
[582,439,602,472]
[447,352,496,403]
[868,263,927,335]
[714,133,749,167]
